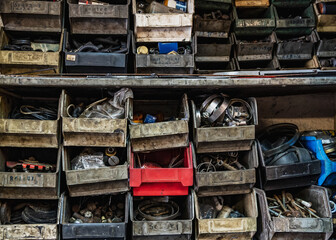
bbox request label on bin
[4,174,43,187]
[66,55,76,62]
[11,2,44,13]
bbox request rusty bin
[276,31,319,69]
[63,146,129,197]
[61,90,130,147]
[191,98,258,153]
[133,0,194,42]
[0,90,61,148]
[193,142,258,196]
[235,0,269,8]
[0,147,60,199]
[131,194,194,240]
[317,35,336,70]
[133,36,194,74]
[63,31,130,73]
[0,29,63,75]
[234,32,280,70]
[314,1,336,33]
[62,193,129,239]
[194,189,258,240]
[256,186,333,240]
[0,197,61,240]
[257,141,321,191]
[68,0,129,35]
[274,4,315,36]
[0,0,63,33]
[129,94,189,152]
[233,5,275,37]
[195,35,235,73]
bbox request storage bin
[0,197,61,240]
[61,90,130,147]
[193,142,258,196]
[130,143,193,196]
[272,0,311,8]
[0,90,61,148]
[68,0,129,35]
[194,190,258,240]
[314,1,336,33]
[235,0,269,8]
[274,4,315,36]
[0,147,60,199]
[0,29,63,75]
[63,32,130,74]
[129,94,189,152]
[257,140,321,191]
[256,186,333,240]
[133,0,194,42]
[191,98,258,153]
[0,0,63,33]
[195,35,234,73]
[63,146,129,197]
[62,193,129,239]
[131,194,194,239]
[133,37,194,74]
[233,5,275,37]
[316,35,336,70]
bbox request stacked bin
[190,96,259,239]
[61,89,131,239]
[314,0,336,70]
[273,0,319,69]
[233,0,280,70]
[133,0,195,73]
[64,0,130,73]
[129,93,194,239]
[193,0,235,73]
[0,89,62,239]
[0,0,64,74]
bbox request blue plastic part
[300,135,336,186]
[158,42,178,54]
[144,114,156,124]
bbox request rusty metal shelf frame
[2,74,336,88]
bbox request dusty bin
[195,35,235,73]
[133,0,194,42]
[131,194,194,240]
[256,186,333,240]
[234,32,280,70]
[191,98,258,153]
[0,29,63,75]
[193,142,258,196]
[316,35,336,70]
[194,189,258,240]
[257,140,321,191]
[0,90,61,148]
[233,5,275,37]
[133,37,194,74]
[235,0,269,8]
[0,147,60,199]
[0,0,63,33]
[62,193,129,239]
[67,0,129,35]
[314,1,336,33]
[63,146,129,197]
[129,94,189,152]
[0,197,61,240]
[61,89,131,147]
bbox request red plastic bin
[130,143,193,196]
